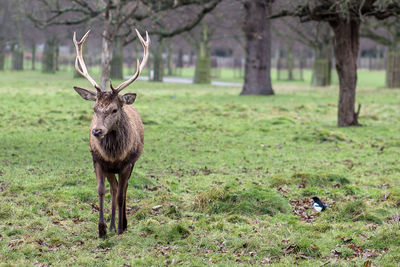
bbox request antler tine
[73,30,100,90]
[113,29,150,93]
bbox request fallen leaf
[337,235,353,243]
[152,205,163,211]
[284,244,298,255]
[363,260,372,267]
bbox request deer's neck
[99,111,130,161]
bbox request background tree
[362,18,400,88]
[281,20,332,86]
[0,0,10,71]
[240,0,274,95]
[110,37,124,79]
[31,0,222,89]
[11,0,24,71]
[42,34,58,73]
[273,0,400,127]
[151,37,165,82]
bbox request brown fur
[74,89,144,237]
[90,105,144,167]
[72,28,149,238]
[89,91,144,171]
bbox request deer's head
[73,29,150,138]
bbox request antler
[73,30,100,91]
[112,29,150,93]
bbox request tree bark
[241,0,274,95]
[100,33,113,90]
[167,41,174,76]
[42,36,56,73]
[12,46,23,71]
[287,40,294,81]
[177,48,184,68]
[299,50,305,81]
[12,0,24,71]
[0,39,5,71]
[386,47,400,88]
[31,42,36,70]
[55,41,60,71]
[311,46,332,86]
[194,23,211,84]
[110,37,123,80]
[189,51,195,66]
[330,20,360,127]
[276,47,282,80]
[152,38,164,82]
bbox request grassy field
[0,70,400,266]
[173,67,387,89]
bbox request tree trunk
[299,50,305,81]
[152,38,164,82]
[189,51,195,66]
[176,48,184,76]
[276,48,282,80]
[55,41,60,71]
[287,40,294,81]
[194,24,211,84]
[12,44,24,71]
[330,20,360,127]
[31,42,36,70]
[0,40,5,71]
[100,30,112,91]
[110,37,123,79]
[241,0,274,95]
[167,41,174,76]
[311,46,332,86]
[42,36,56,73]
[0,1,8,71]
[386,47,400,88]
[12,0,24,71]
[177,48,184,68]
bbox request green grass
[0,70,400,266]
[174,67,386,89]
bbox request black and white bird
[312,197,328,212]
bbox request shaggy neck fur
[98,110,130,160]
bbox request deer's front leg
[94,163,107,238]
[106,173,118,232]
[117,164,133,234]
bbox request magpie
[312,197,328,212]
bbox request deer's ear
[74,86,97,101]
[121,93,136,105]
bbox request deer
[72,29,150,238]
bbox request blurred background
[0,0,398,91]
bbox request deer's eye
[112,109,118,114]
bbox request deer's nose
[92,129,102,137]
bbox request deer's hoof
[99,223,107,238]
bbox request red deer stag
[73,29,149,237]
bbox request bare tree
[361,18,400,88]
[0,0,10,70]
[241,0,274,95]
[30,0,222,89]
[280,20,332,86]
[272,0,400,127]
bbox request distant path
[134,76,242,87]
